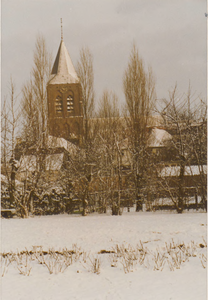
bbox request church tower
[47,37,83,145]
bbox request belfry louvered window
[67,95,74,112]
[55,96,63,113]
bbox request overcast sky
[1,0,207,110]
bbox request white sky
[1,0,207,109]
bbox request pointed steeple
[49,40,79,85]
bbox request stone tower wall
[47,82,83,144]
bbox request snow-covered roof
[18,153,64,173]
[1,174,23,186]
[160,165,207,177]
[47,135,77,155]
[18,155,37,173]
[45,153,64,171]
[148,128,172,148]
[48,40,79,85]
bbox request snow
[1,174,24,187]
[18,155,37,172]
[18,153,64,172]
[148,128,172,148]
[47,135,77,154]
[17,136,77,174]
[160,165,207,177]
[45,153,64,171]
[1,211,207,300]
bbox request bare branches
[21,34,51,148]
[158,85,207,212]
[77,46,95,141]
[123,43,156,134]
[98,90,120,119]
[1,78,21,208]
[123,44,156,206]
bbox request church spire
[47,26,83,145]
[61,18,63,41]
[48,32,79,85]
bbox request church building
[47,37,83,145]
[15,36,84,181]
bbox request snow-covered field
[1,210,207,300]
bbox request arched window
[55,95,63,113]
[67,94,74,112]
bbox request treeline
[1,35,207,217]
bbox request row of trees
[1,35,207,217]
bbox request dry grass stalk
[87,255,101,274]
[199,254,207,269]
[152,249,166,271]
[1,255,12,277]
[15,251,32,276]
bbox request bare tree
[95,90,126,215]
[62,138,100,216]
[1,98,10,173]
[123,43,156,210]
[190,100,207,208]
[21,34,52,149]
[97,90,119,118]
[33,34,52,148]
[123,44,155,139]
[21,79,38,147]
[13,35,53,216]
[77,46,95,142]
[96,90,121,144]
[1,78,21,209]
[19,35,52,190]
[159,85,207,212]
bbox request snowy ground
[1,209,207,300]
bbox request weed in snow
[152,249,166,271]
[109,254,118,268]
[84,255,101,274]
[199,254,207,269]
[1,255,12,277]
[15,251,32,276]
[1,238,207,276]
[72,244,82,262]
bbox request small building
[16,135,77,182]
